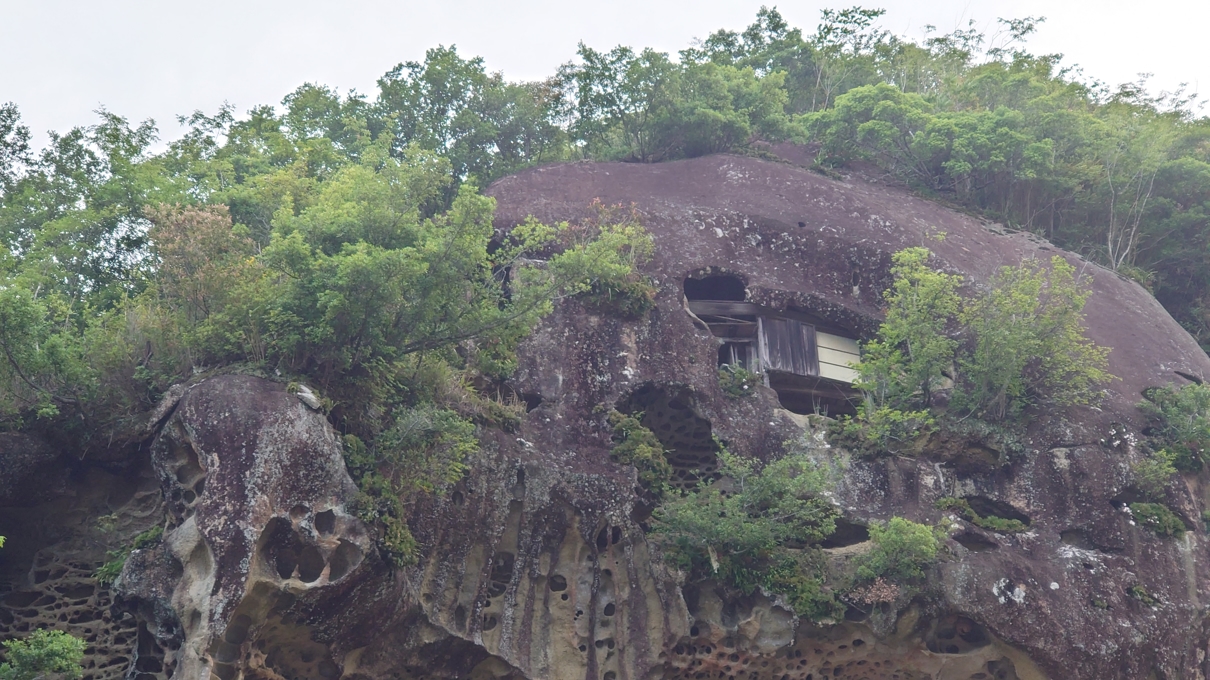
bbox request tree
[0,103,31,194]
[0,629,86,680]
[848,248,1111,444]
[855,247,960,411]
[956,255,1111,420]
[855,517,942,583]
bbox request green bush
[577,278,657,319]
[1128,584,1159,606]
[935,497,1028,533]
[94,525,164,587]
[829,406,934,458]
[608,410,673,499]
[718,364,761,398]
[652,446,842,619]
[1132,449,1178,499]
[840,247,1112,454]
[855,517,943,584]
[953,256,1111,421]
[868,249,1109,420]
[1129,502,1186,538]
[0,629,85,680]
[341,412,476,569]
[853,247,960,412]
[1139,383,1210,471]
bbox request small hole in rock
[275,550,297,580]
[297,546,324,582]
[314,510,336,535]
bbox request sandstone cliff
[3,155,1210,680]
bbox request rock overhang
[487,154,1210,432]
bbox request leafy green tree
[855,247,960,411]
[849,248,1110,433]
[1139,383,1210,471]
[0,629,85,680]
[955,256,1111,420]
[376,46,566,185]
[0,103,32,194]
[1132,449,1178,499]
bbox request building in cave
[684,272,861,416]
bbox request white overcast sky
[1,0,1207,148]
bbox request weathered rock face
[8,154,1210,680]
[106,375,384,680]
[483,155,1210,679]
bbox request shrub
[954,256,1111,421]
[1132,449,1178,499]
[855,517,943,584]
[1128,584,1159,606]
[936,497,1027,533]
[608,410,673,499]
[1139,383,1210,471]
[341,412,476,569]
[829,406,934,457]
[1128,502,1186,538]
[847,248,1112,449]
[652,446,842,619]
[853,247,960,412]
[577,278,657,319]
[94,525,164,586]
[0,629,85,680]
[718,364,761,398]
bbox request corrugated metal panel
[819,361,860,383]
[818,346,857,366]
[817,331,860,383]
[817,331,860,355]
[758,317,819,377]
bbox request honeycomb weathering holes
[257,516,362,585]
[618,384,721,492]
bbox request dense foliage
[608,410,673,501]
[2,2,1208,590]
[854,517,943,584]
[0,95,654,563]
[1139,383,1210,471]
[1128,502,1187,538]
[0,629,85,680]
[652,445,843,619]
[837,246,1111,454]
